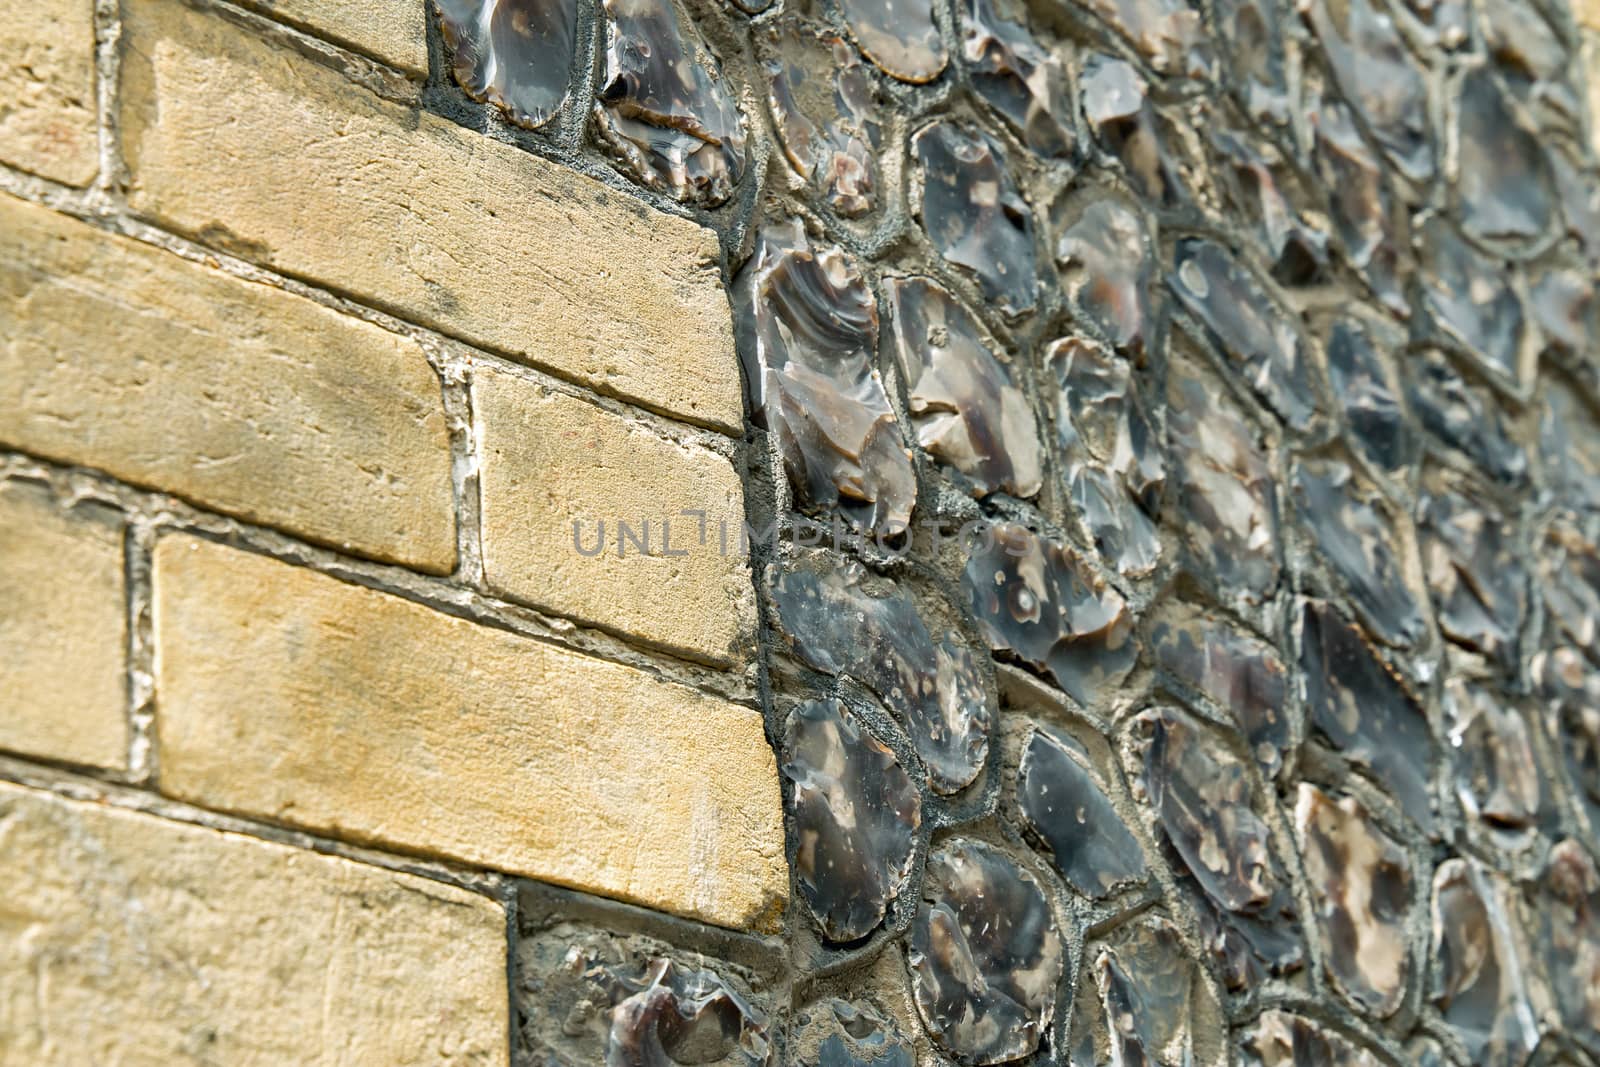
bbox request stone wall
[1,0,1599,1063]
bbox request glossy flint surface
[765,27,884,216]
[770,557,991,794]
[1299,601,1436,832]
[913,122,1040,317]
[1167,362,1280,606]
[839,0,946,83]
[1170,238,1318,430]
[961,0,1074,157]
[1134,706,1304,988]
[1151,608,1293,779]
[1091,916,1223,1066]
[595,0,747,204]
[908,839,1064,1064]
[735,223,916,530]
[436,0,576,128]
[885,276,1043,499]
[1015,727,1147,897]
[782,699,920,942]
[961,523,1138,703]
[1053,198,1155,355]
[1296,785,1413,1015]
[1295,461,1427,648]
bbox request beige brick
[153,535,787,931]
[119,0,743,434]
[0,0,97,186]
[0,781,508,1066]
[0,194,456,573]
[475,367,755,666]
[1580,0,1600,30]
[247,0,428,75]
[0,481,126,770]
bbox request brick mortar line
[0,752,514,902]
[0,452,763,708]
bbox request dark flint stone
[800,1000,915,1066]
[1169,237,1319,431]
[1301,0,1433,182]
[1046,337,1164,505]
[1212,129,1330,286]
[961,523,1138,704]
[1237,1010,1385,1067]
[1133,705,1304,988]
[1481,0,1580,125]
[1457,69,1556,243]
[1054,199,1155,355]
[1539,383,1600,513]
[764,27,884,217]
[1524,840,1600,1060]
[769,557,992,795]
[1069,463,1163,578]
[1326,317,1416,479]
[1295,461,1427,648]
[1407,348,1528,485]
[580,956,771,1067]
[1533,647,1600,831]
[595,0,747,205]
[884,276,1044,499]
[1092,916,1221,1065]
[1296,784,1414,1016]
[908,839,1064,1064]
[814,1033,914,1067]
[839,0,947,83]
[1213,0,1291,123]
[436,0,576,129]
[1311,97,1406,314]
[734,222,917,531]
[1402,0,1467,47]
[1420,218,1527,386]
[1016,727,1147,897]
[961,0,1075,157]
[1047,336,1164,576]
[1299,601,1436,832]
[1080,56,1195,209]
[1431,859,1540,1067]
[1419,488,1526,669]
[782,698,921,942]
[1167,362,1280,607]
[1080,0,1211,78]
[914,122,1040,317]
[1151,609,1293,779]
[1443,679,1542,840]
[1530,265,1599,361]
[1538,526,1600,662]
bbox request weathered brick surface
[0,194,456,573]
[0,781,508,1066]
[0,0,96,186]
[246,0,428,75]
[475,366,756,666]
[0,481,126,770]
[118,0,744,433]
[153,534,787,931]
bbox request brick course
[153,534,786,931]
[0,0,97,186]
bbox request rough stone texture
[0,193,456,573]
[248,0,429,74]
[118,0,743,433]
[152,535,787,932]
[0,781,509,1067]
[0,481,126,770]
[0,0,96,186]
[474,367,755,666]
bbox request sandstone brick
[0,0,96,186]
[119,0,743,433]
[153,535,788,931]
[0,781,507,1066]
[247,0,428,75]
[0,481,126,770]
[475,367,756,666]
[0,194,456,573]
[1579,0,1600,30]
